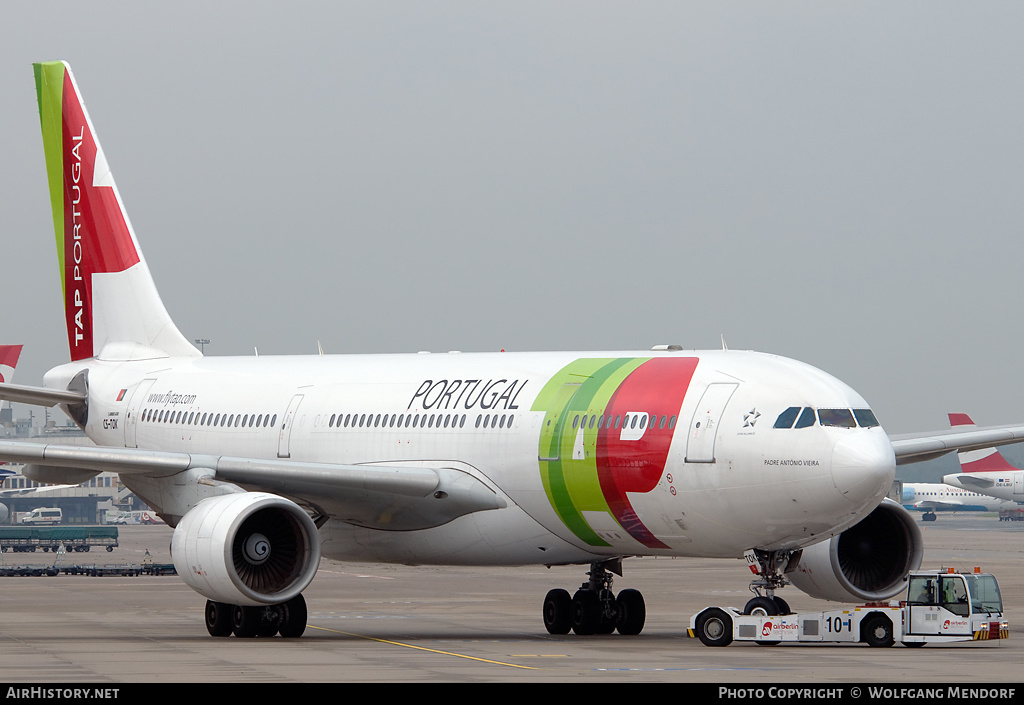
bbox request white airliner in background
[4,62,1024,639]
[943,413,1024,504]
[900,482,1013,522]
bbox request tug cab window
[964,574,1003,614]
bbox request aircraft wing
[889,423,1024,465]
[0,440,505,530]
[944,474,996,489]
[0,382,86,407]
[912,499,966,509]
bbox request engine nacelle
[171,492,321,607]
[789,499,923,602]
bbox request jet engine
[170,492,321,607]
[789,499,923,602]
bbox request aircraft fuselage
[47,348,896,567]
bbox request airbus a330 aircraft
[5,62,1024,639]
[943,413,1024,504]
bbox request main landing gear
[204,594,308,638]
[542,559,646,636]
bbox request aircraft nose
[831,433,896,506]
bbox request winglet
[33,62,200,362]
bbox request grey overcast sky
[2,2,1023,444]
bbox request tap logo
[533,357,698,549]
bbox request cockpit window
[817,408,856,428]
[775,406,880,430]
[795,407,817,428]
[853,409,879,428]
[774,407,800,429]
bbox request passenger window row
[568,413,678,431]
[142,408,278,429]
[326,412,516,430]
[140,406,519,432]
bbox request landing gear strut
[542,559,645,636]
[743,548,800,616]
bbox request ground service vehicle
[18,507,62,525]
[0,526,118,553]
[110,511,160,525]
[690,569,1008,647]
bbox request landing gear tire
[743,596,781,646]
[205,601,233,637]
[695,608,733,647]
[570,590,601,635]
[862,615,895,648]
[743,596,780,616]
[278,594,307,638]
[543,589,572,635]
[615,589,646,635]
[231,605,261,638]
[772,596,791,615]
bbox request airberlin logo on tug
[43,63,139,360]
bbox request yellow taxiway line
[307,625,539,670]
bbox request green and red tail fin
[33,61,200,362]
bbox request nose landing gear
[542,559,646,636]
[744,548,800,616]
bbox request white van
[19,507,62,525]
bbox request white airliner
[943,413,1024,504]
[4,62,1024,639]
[900,482,1013,521]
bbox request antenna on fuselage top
[721,335,728,350]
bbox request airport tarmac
[0,514,1020,684]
